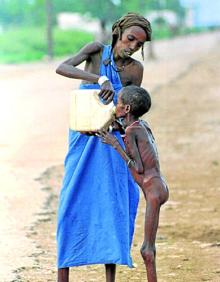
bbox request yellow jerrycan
[69,89,115,132]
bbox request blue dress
[57,45,139,268]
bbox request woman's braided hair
[111,12,152,58]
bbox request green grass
[0,25,213,64]
[153,25,172,40]
[0,26,94,64]
[152,24,210,40]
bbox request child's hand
[97,130,119,148]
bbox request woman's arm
[56,41,114,104]
[56,41,102,82]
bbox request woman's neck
[112,47,129,66]
[112,46,120,61]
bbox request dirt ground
[10,43,220,282]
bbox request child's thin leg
[58,267,69,282]
[105,264,116,282]
[140,191,161,282]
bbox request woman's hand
[99,81,114,104]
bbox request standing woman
[56,13,152,282]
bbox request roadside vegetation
[0,27,93,63]
[0,24,210,64]
[0,0,215,64]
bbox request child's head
[116,85,151,118]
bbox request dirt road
[0,31,220,281]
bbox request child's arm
[124,127,144,174]
[98,130,143,173]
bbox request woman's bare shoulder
[81,41,104,56]
[128,58,144,86]
[131,58,144,72]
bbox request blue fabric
[57,45,139,268]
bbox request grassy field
[0,25,210,64]
[0,26,94,63]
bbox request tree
[54,0,126,43]
[45,0,53,59]
[52,0,155,43]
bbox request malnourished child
[98,85,169,282]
